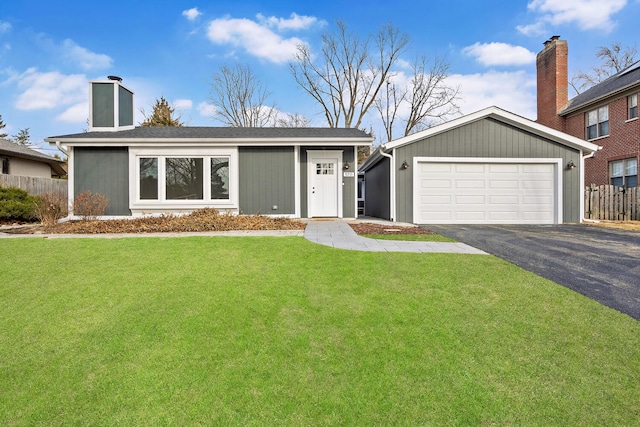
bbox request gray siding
[118,85,134,127]
[363,157,390,220]
[74,147,130,216]
[300,146,356,218]
[394,118,581,223]
[239,147,295,215]
[92,83,114,128]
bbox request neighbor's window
[1,156,8,174]
[210,157,229,199]
[610,158,638,188]
[139,158,158,200]
[629,94,638,120]
[166,158,203,200]
[586,106,609,139]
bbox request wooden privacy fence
[584,185,639,221]
[0,175,68,198]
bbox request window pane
[611,160,623,177]
[166,158,203,200]
[631,105,638,119]
[211,157,229,199]
[611,176,623,186]
[626,175,638,188]
[586,124,597,139]
[587,110,597,125]
[139,158,158,200]
[599,120,609,136]
[626,159,638,175]
[598,106,608,121]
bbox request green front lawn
[1,236,638,425]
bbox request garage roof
[361,106,601,171]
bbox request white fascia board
[46,138,374,147]
[383,106,601,155]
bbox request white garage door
[414,159,560,224]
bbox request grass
[363,233,456,242]
[1,236,639,425]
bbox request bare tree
[571,43,638,94]
[289,21,409,129]
[276,112,311,128]
[209,64,277,127]
[375,55,460,142]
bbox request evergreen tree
[12,128,32,146]
[0,114,7,139]
[140,97,184,127]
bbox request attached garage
[360,107,600,225]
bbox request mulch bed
[349,222,436,235]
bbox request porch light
[401,161,410,170]
[343,162,350,170]
[567,160,576,169]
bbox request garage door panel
[415,161,558,224]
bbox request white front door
[308,152,341,217]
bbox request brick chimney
[536,36,568,131]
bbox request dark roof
[46,126,373,140]
[561,60,640,114]
[0,139,67,176]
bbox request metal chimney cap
[107,75,123,82]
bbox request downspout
[378,145,395,222]
[581,149,599,223]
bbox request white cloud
[0,21,11,33]
[197,101,216,117]
[448,70,537,119]
[256,12,321,31]
[206,15,309,63]
[182,8,202,21]
[60,39,112,70]
[15,68,87,110]
[519,0,627,34]
[174,99,193,109]
[57,101,88,123]
[463,42,536,66]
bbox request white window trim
[129,147,238,212]
[586,105,610,140]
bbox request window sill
[625,117,638,123]
[587,134,610,142]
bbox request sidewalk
[304,220,486,254]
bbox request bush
[34,192,68,226]
[73,191,109,220]
[0,187,38,221]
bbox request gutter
[378,145,396,222]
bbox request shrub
[73,191,109,220]
[0,186,37,221]
[34,192,68,226]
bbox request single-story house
[1,138,67,178]
[360,106,601,224]
[45,77,373,218]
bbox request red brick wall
[536,39,568,131]
[565,94,640,185]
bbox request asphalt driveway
[424,224,640,320]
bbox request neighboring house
[360,106,599,225]
[536,36,640,187]
[0,138,67,178]
[45,77,373,218]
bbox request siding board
[74,147,130,215]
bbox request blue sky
[1,0,638,155]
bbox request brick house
[536,36,639,187]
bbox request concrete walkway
[304,220,487,254]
